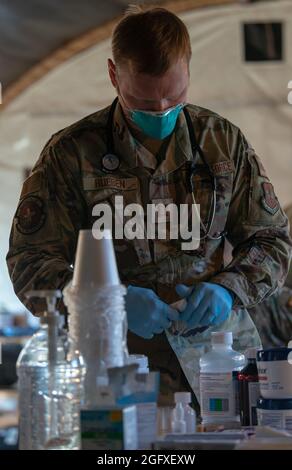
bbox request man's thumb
[175,284,192,298]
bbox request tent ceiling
[0,0,234,94]
[0,0,129,89]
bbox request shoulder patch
[16,196,46,234]
[261,182,280,215]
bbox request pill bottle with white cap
[171,392,196,433]
[199,331,245,429]
[257,397,292,431]
[256,346,292,399]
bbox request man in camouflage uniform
[6,7,292,407]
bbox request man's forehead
[128,79,188,101]
[118,61,189,100]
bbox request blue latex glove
[125,285,179,339]
[175,282,234,329]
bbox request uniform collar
[113,100,194,175]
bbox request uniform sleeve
[6,138,87,315]
[210,130,292,309]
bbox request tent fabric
[0,0,234,92]
[0,0,124,89]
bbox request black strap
[183,106,214,179]
[106,97,119,155]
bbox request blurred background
[0,1,291,427]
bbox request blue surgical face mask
[129,103,185,140]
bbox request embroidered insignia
[16,196,46,234]
[261,182,279,214]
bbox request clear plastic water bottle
[17,290,85,450]
[199,331,245,429]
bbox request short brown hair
[112,5,192,76]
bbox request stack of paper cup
[72,229,120,289]
[64,229,128,404]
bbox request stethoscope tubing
[105,98,225,241]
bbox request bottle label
[257,360,292,396]
[257,408,292,431]
[248,382,261,425]
[18,369,33,449]
[233,371,240,416]
[200,372,237,419]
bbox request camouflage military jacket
[7,100,291,315]
[7,100,292,406]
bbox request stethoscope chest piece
[102,153,120,172]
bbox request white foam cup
[72,229,120,288]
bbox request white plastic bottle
[199,331,245,429]
[127,354,157,449]
[172,392,196,433]
[171,400,186,433]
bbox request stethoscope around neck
[103,97,225,241]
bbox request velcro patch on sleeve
[20,171,42,198]
[252,154,268,178]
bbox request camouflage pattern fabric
[248,204,292,348]
[248,287,292,349]
[6,100,292,406]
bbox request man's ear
[108,58,117,88]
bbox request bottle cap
[211,331,233,345]
[245,347,261,359]
[127,354,149,374]
[25,290,62,323]
[174,392,191,404]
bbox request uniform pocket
[83,174,150,269]
[83,174,140,224]
[190,170,233,238]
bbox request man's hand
[175,282,234,329]
[125,285,179,339]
